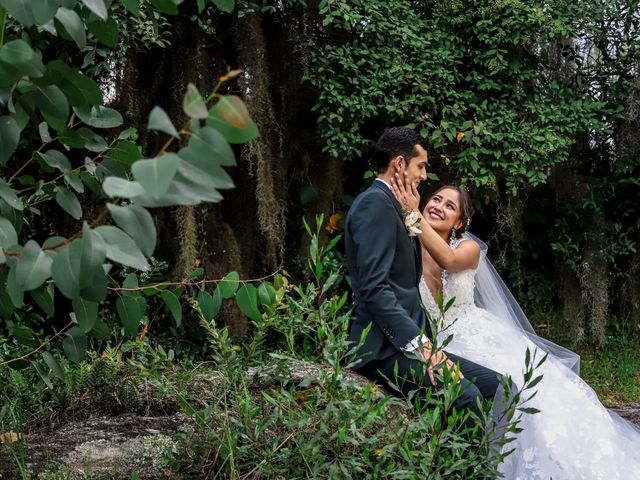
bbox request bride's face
[423,188,464,233]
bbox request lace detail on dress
[417,239,640,480]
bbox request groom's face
[395,144,429,185]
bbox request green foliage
[306,0,607,192]
[0,0,257,369]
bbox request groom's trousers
[357,350,501,420]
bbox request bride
[389,174,640,480]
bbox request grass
[576,335,640,405]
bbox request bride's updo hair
[430,185,473,239]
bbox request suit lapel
[372,180,422,283]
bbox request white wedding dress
[419,236,640,480]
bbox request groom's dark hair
[373,127,429,173]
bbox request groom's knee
[454,380,484,414]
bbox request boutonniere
[403,210,422,237]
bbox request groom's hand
[418,345,464,385]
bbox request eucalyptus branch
[109,271,279,293]
[0,320,75,367]
[0,6,6,48]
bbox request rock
[608,403,640,427]
[0,414,192,480]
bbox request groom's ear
[391,156,405,171]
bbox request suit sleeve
[349,192,422,350]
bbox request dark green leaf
[60,72,103,107]
[106,203,156,257]
[77,127,108,152]
[104,140,142,167]
[62,327,87,363]
[31,283,55,316]
[38,149,71,172]
[87,16,118,47]
[81,0,108,20]
[149,0,182,14]
[122,0,140,16]
[218,271,239,298]
[236,284,260,321]
[95,225,149,270]
[72,297,98,333]
[257,282,276,307]
[65,171,84,193]
[161,290,182,327]
[35,85,69,124]
[32,0,59,24]
[55,7,87,50]
[80,222,106,284]
[116,294,142,336]
[148,106,178,137]
[0,116,21,164]
[213,0,234,13]
[197,289,215,321]
[42,351,65,379]
[32,360,54,389]
[0,39,45,77]
[0,0,36,26]
[56,187,82,219]
[132,153,180,199]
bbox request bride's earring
[449,228,457,244]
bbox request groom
[345,127,499,417]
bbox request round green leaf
[72,297,98,333]
[236,284,261,321]
[95,225,149,270]
[38,149,72,173]
[51,239,83,299]
[257,282,276,307]
[132,153,180,199]
[56,187,82,219]
[219,271,240,298]
[102,177,145,198]
[197,289,217,321]
[106,203,156,257]
[0,216,18,248]
[73,105,123,128]
[62,327,87,363]
[148,106,179,137]
[0,178,23,211]
[183,83,208,119]
[206,110,258,144]
[181,127,235,166]
[16,240,52,291]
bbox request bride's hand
[390,170,420,212]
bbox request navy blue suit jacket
[345,181,431,368]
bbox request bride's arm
[390,173,480,272]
